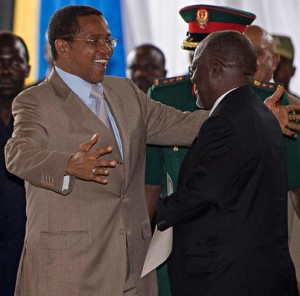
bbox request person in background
[157,29,299,296]
[273,34,299,98]
[244,25,280,82]
[0,31,30,296]
[126,44,169,295]
[126,44,167,94]
[273,33,300,293]
[228,23,300,295]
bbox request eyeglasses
[188,65,198,77]
[62,37,118,49]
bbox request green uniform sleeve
[145,145,164,185]
[252,81,300,190]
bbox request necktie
[90,84,111,129]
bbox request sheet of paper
[141,172,174,278]
[141,225,173,277]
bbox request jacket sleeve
[5,92,74,195]
[157,116,241,230]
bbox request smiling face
[0,33,30,100]
[55,14,113,84]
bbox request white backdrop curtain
[122,0,300,95]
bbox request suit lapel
[49,69,115,136]
[102,79,129,163]
[63,91,102,131]
[48,70,129,180]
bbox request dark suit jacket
[157,85,298,296]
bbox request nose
[97,44,112,57]
[0,60,13,74]
[133,68,144,77]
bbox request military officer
[273,34,299,98]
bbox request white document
[141,173,174,278]
[141,225,173,277]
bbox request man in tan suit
[4,5,208,296]
[4,5,300,296]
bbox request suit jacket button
[117,160,123,165]
[119,229,126,235]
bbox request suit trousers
[123,238,138,296]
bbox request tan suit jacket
[5,70,209,296]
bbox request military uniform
[147,78,300,193]
[252,79,300,191]
[145,75,196,296]
[146,75,197,192]
[272,34,300,284]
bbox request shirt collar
[209,87,238,116]
[55,66,103,100]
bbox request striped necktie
[90,84,111,129]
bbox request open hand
[264,85,300,138]
[65,134,116,184]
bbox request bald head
[245,25,280,81]
[191,30,256,109]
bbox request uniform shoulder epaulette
[153,74,190,88]
[251,79,290,105]
[252,79,281,90]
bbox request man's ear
[210,59,223,78]
[55,39,70,58]
[25,64,31,78]
[292,65,296,77]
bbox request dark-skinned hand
[264,85,300,138]
[65,133,116,184]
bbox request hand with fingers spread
[264,85,300,138]
[65,133,116,184]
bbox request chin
[93,75,105,84]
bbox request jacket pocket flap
[141,219,152,239]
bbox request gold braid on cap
[182,39,199,50]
